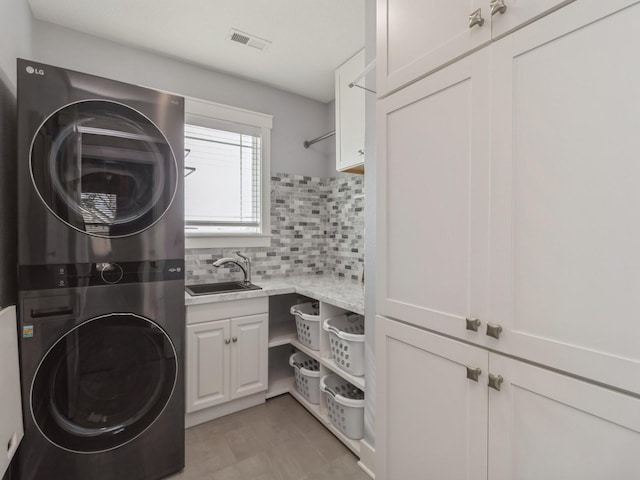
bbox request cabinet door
[377,0,490,95]
[186,319,230,413]
[376,316,488,480]
[490,0,575,39]
[377,49,491,343]
[488,354,640,480]
[336,49,365,173]
[230,313,268,399]
[490,0,640,394]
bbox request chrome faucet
[212,251,252,284]
[233,251,252,283]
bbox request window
[184,125,261,232]
[183,98,272,248]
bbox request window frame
[183,97,272,249]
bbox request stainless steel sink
[185,282,262,296]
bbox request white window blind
[184,124,261,232]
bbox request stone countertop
[185,274,365,314]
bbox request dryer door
[30,100,178,238]
[30,313,178,453]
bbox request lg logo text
[25,66,44,76]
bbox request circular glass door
[30,100,178,237]
[31,314,177,453]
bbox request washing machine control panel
[97,263,124,284]
[19,259,184,290]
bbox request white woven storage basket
[290,302,320,350]
[289,351,321,404]
[320,374,365,440]
[323,313,365,376]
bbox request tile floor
[168,394,370,480]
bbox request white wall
[0,0,32,308]
[31,20,334,178]
[0,0,32,92]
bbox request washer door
[30,100,178,237]
[31,314,178,453]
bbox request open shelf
[320,357,365,391]
[268,344,295,399]
[269,294,365,460]
[269,321,297,347]
[289,336,365,390]
[267,374,294,399]
[290,337,321,360]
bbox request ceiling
[27,0,365,103]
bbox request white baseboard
[357,439,375,478]
[185,393,265,428]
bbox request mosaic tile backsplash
[185,173,364,284]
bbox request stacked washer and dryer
[14,59,185,480]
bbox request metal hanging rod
[349,59,377,94]
[303,130,335,149]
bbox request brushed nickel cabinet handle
[225,338,231,344]
[469,8,485,28]
[490,0,507,16]
[488,373,504,391]
[232,337,238,343]
[466,367,482,382]
[466,318,481,332]
[486,322,503,339]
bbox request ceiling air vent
[227,28,271,51]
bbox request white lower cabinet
[186,318,230,412]
[489,354,640,480]
[186,298,268,416]
[230,314,269,399]
[376,316,488,480]
[376,316,640,480]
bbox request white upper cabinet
[377,0,574,96]
[489,0,640,395]
[490,0,574,38]
[377,0,490,95]
[335,49,366,174]
[376,48,492,343]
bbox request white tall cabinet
[376,0,640,478]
